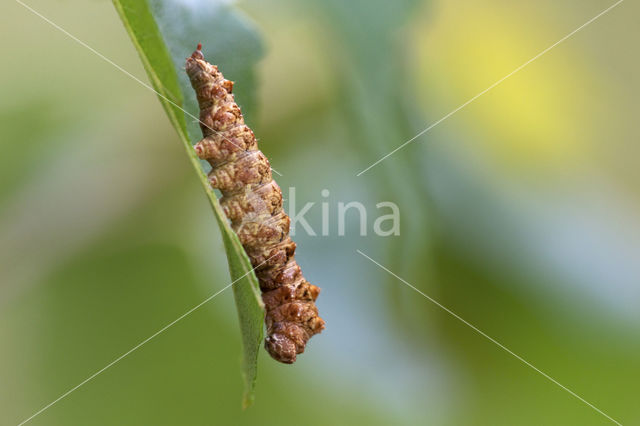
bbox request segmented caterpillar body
[186,45,324,363]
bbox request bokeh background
[2,0,639,425]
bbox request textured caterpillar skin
[186,46,324,364]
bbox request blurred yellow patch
[411,2,593,175]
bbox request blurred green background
[1,0,639,425]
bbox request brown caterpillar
[186,44,324,364]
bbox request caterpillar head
[264,333,297,364]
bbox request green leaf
[112,0,265,408]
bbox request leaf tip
[241,393,255,410]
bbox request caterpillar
[186,44,325,364]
